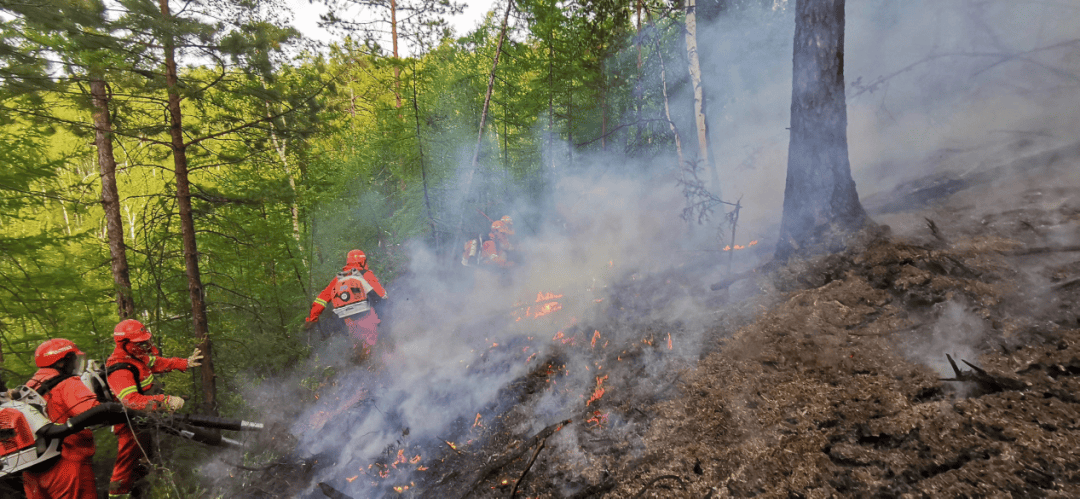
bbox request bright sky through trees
[285,0,496,50]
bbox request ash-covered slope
[591,142,1080,498]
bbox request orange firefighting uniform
[307,263,388,350]
[22,368,101,499]
[481,220,516,268]
[106,347,190,498]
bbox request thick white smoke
[205,0,1080,495]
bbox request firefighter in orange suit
[481,216,516,268]
[305,249,389,357]
[22,339,104,499]
[106,319,201,499]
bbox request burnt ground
[219,139,1080,498]
[585,139,1080,498]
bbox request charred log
[456,419,571,499]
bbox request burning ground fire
[304,284,685,497]
[515,291,564,321]
[722,239,759,251]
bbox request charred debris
[225,174,1080,498]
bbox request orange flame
[346,475,358,483]
[533,301,562,318]
[536,291,563,302]
[445,440,457,450]
[473,413,482,428]
[585,410,608,427]
[586,375,608,406]
[591,330,601,348]
[667,332,672,350]
[410,454,422,464]
[722,239,759,251]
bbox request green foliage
[0,0,762,491]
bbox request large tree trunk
[90,73,135,320]
[776,0,869,258]
[160,0,217,415]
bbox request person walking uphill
[106,319,202,499]
[305,249,388,360]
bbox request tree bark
[656,38,686,167]
[776,0,869,258]
[160,0,217,415]
[685,0,720,197]
[91,73,136,320]
[391,0,402,108]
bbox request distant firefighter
[482,216,516,268]
[462,215,517,268]
[306,249,388,359]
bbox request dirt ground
[585,139,1080,498]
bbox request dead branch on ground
[456,419,571,499]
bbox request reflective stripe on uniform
[147,356,156,368]
[117,386,139,400]
[314,297,328,306]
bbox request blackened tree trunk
[160,0,217,415]
[776,0,869,258]
[90,73,135,320]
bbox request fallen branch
[940,354,1028,393]
[925,218,944,241]
[456,419,571,499]
[317,482,355,499]
[509,437,547,498]
[1052,278,1080,291]
[631,474,687,499]
[1006,245,1080,256]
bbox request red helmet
[347,249,367,268]
[35,338,82,368]
[492,220,513,235]
[114,319,152,344]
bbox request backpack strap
[106,363,144,395]
[34,374,73,398]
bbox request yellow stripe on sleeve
[117,386,138,400]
